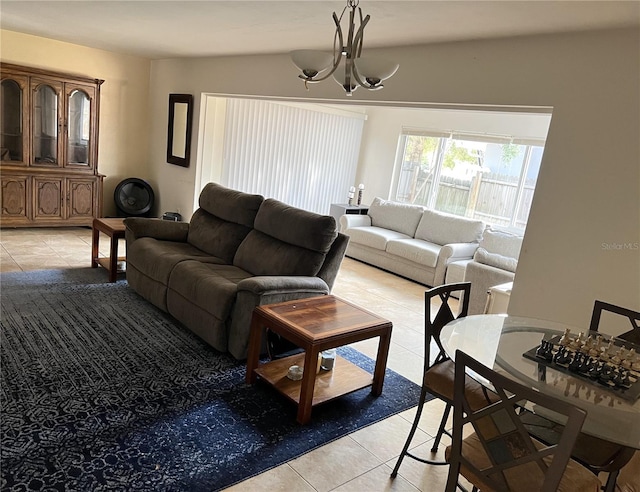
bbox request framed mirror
[166,93,193,167]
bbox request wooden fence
[398,164,535,228]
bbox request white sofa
[459,228,524,314]
[339,197,485,287]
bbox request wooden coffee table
[246,295,392,424]
[91,218,126,282]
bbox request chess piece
[599,364,614,385]
[589,361,603,379]
[589,339,601,358]
[536,338,547,358]
[570,332,584,351]
[559,328,571,346]
[611,347,626,366]
[579,335,592,354]
[569,352,582,372]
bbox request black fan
[114,178,155,217]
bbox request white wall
[0,30,152,217]
[148,27,639,330]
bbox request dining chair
[590,300,640,345]
[573,300,640,490]
[521,300,640,492]
[391,282,497,477]
[445,350,602,492]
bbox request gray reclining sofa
[124,183,349,359]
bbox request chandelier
[290,0,399,96]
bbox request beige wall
[0,30,151,216]
[149,27,639,330]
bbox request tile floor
[0,226,471,492]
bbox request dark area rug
[0,268,422,491]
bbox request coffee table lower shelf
[96,257,126,273]
[253,353,373,407]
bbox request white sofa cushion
[347,226,411,251]
[473,229,523,273]
[415,209,485,246]
[386,238,440,268]
[478,229,523,259]
[368,197,424,237]
[474,248,518,273]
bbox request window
[394,130,545,230]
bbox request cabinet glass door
[67,89,91,167]
[0,77,28,165]
[32,82,61,167]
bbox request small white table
[441,314,640,450]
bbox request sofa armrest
[124,217,189,243]
[228,276,331,359]
[339,214,371,232]
[463,260,516,315]
[433,242,480,286]
[237,276,329,296]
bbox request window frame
[393,129,546,231]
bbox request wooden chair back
[590,300,640,344]
[446,350,589,492]
[424,282,470,370]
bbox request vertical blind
[221,98,365,214]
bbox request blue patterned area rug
[0,268,422,491]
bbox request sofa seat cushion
[368,197,424,237]
[127,237,225,284]
[347,226,412,251]
[234,198,338,276]
[168,261,253,321]
[385,238,441,268]
[415,209,485,246]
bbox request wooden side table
[91,218,126,282]
[246,295,392,424]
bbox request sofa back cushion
[234,199,338,276]
[415,209,485,245]
[198,182,264,227]
[368,197,424,237]
[187,183,264,262]
[473,228,523,273]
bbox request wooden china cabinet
[0,63,104,227]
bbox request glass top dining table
[441,314,640,449]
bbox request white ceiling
[1,1,639,60]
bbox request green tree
[442,141,477,169]
[405,136,438,168]
[500,142,520,166]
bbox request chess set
[523,329,640,402]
